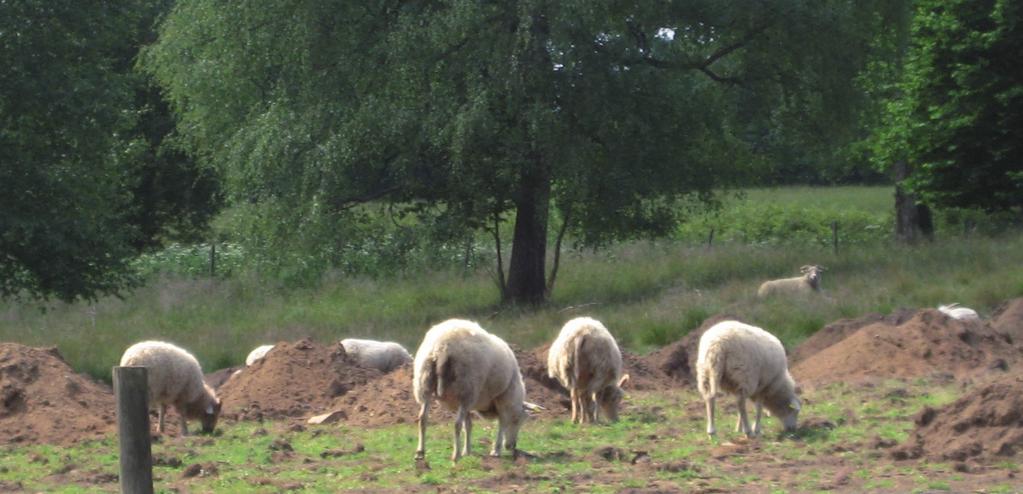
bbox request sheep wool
[547,317,629,424]
[340,338,412,373]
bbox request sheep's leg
[415,402,429,460]
[752,401,763,437]
[157,404,166,433]
[178,409,189,436]
[735,413,742,433]
[490,420,504,457]
[452,405,467,461]
[705,396,716,436]
[463,411,472,457]
[737,396,752,438]
[570,388,579,424]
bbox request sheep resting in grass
[413,319,529,462]
[938,303,980,321]
[547,317,630,424]
[697,321,800,438]
[245,344,275,366]
[757,265,825,298]
[340,338,413,373]
[119,340,222,436]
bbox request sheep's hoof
[414,451,425,461]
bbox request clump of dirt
[789,309,917,364]
[792,309,1018,385]
[217,339,381,421]
[892,375,1023,461]
[991,297,1023,341]
[0,343,115,445]
[639,314,740,386]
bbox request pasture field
[0,379,1019,493]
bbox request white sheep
[938,303,980,321]
[119,340,222,436]
[245,344,275,366]
[546,317,630,424]
[340,338,413,373]
[696,321,800,438]
[413,319,528,462]
[757,265,825,298]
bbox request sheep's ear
[789,398,801,411]
[799,265,811,273]
[617,374,631,388]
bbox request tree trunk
[505,159,551,306]
[894,160,933,243]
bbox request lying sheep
[340,338,412,373]
[757,265,825,298]
[938,303,980,321]
[546,317,630,424]
[119,341,222,436]
[413,319,528,462]
[696,321,800,438]
[245,344,275,366]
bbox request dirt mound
[329,364,435,427]
[640,314,740,386]
[992,298,1023,341]
[0,343,115,445]
[205,366,241,390]
[217,339,382,421]
[892,375,1023,462]
[790,309,917,364]
[792,310,1019,385]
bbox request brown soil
[217,339,382,421]
[791,309,1020,385]
[892,374,1023,462]
[789,308,917,364]
[0,343,115,445]
[639,313,740,386]
[204,366,241,390]
[992,297,1023,341]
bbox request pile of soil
[329,364,430,427]
[639,314,740,386]
[892,374,1023,462]
[217,339,382,421]
[992,297,1023,341]
[0,343,115,445]
[789,309,917,364]
[792,309,1018,385]
[205,366,241,390]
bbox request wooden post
[114,367,154,494]
[831,221,839,254]
[209,243,216,277]
[706,228,715,249]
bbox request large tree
[873,0,1023,215]
[145,0,893,305]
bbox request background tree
[0,0,222,302]
[873,0,1023,221]
[144,0,897,305]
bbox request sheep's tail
[572,336,586,388]
[435,353,454,398]
[702,348,725,399]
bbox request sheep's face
[597,386,624,422]
[200,399,222,434]
[777,397,801,432]
[801,265,824,288]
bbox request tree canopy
[873,0,1023,212]
[143,0,902,304]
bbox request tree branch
[546,206,571,295]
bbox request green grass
[0,380,1008,493]
[2,186,1022,382]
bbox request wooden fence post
[209,243,217,277]
[114,366,154,494]
[831,221,839,254]
[707,228,715,249]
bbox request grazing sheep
[340,338,413,373]
[757,265,825,298]
[119,341,222,436]
[546,317,630,424]
[413,319,528,462]
[697,321,800,438]
[245,344,275,366]
[938,303,980,321]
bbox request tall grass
[2,186,1021,381]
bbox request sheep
[938,303,980,321]
[696,320,800,438]
[757,265,825,298]
[413,319,529,462]
[245,344,275,366]
[546,317,630,424]
[119,340,223,436]
[340,338,413,373]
